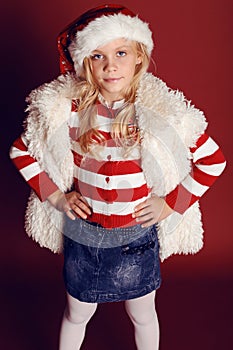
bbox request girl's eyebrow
[92,45,131,54]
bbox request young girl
[10,4,226,350]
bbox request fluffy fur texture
[23,73,207,260]
[69,13,154,75]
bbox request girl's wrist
[47,189,64,209]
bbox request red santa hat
[57,4,154,75]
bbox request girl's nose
[104,58,117,72]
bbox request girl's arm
[133,133,226,227]
[10,133,91,219]
[164,133,226,214]
[10,133,59,201]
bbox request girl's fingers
[135,213,156,227]
[134,200,148,213]
[64,204,89,220]
[79,195,90,206]
[133,205,152,219]
[64,208,77,221]
[60,192,91,220]
[135,212,155,224]
[133,195,173,224]
[133,202,149,218]
[74,199,92,215]
[70,204,89,219]
[134,196,158,213]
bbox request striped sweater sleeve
[165,133,226,213]
[9,133,59,201]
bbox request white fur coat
[23,72,207,261]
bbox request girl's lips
[104,78,122,83]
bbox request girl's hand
[47,189,92,220]
[132,194,174,227]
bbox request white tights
[59,290,159,350]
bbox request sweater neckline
[98,93,125,110]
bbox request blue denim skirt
[63,219,161,303]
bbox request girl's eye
[91,53,104,60]
[117,51,126,57]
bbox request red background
[1,0,232,349]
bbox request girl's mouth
[104,78,122,83]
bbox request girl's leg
[59,292,98,350]
[125,290,159,350]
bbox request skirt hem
[65,279,161,303]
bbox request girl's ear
[136,52,143,65]
[136,55,142,65]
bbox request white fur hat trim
[69,13,154,74]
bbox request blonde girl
[10,4,226,349]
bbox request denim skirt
[63,219,161,303]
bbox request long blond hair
[75,42,150,154]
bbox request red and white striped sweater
[10,99,226,228]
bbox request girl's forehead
[92,38,136,52]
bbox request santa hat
[57,4,154,75]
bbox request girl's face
[90,38,142,103]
